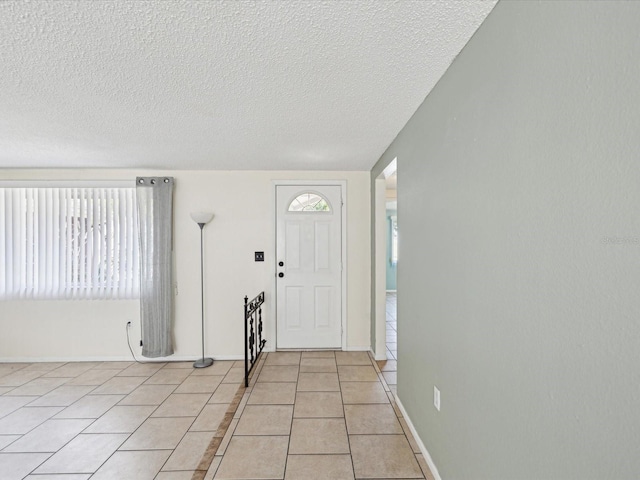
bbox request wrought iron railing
[244,291,266,387]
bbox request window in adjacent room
[390,215,398,265]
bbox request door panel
[314,286,332,328]
[285,286,302,329]
[276,185,342,349]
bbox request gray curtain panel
[136,177,175,358]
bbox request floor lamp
[191,212,214,368]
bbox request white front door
[276,185,342,349]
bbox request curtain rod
[0,180,136,188]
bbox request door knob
[278,272,284,278]
[278,261,284,267]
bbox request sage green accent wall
[371,2,640,479]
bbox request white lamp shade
[190,212,214,224]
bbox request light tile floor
[378,291,398,394]
[385,291,398,360]
[1,330,430,479]
[207,350,434,480]
[0,359,240,479]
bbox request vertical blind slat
[130,189,137,298]
[106,189,114,297]
[67,188,73,299]
[18,190,23,294]
[112,189,120,297]
[21,189,29,298]
[45,189,53,297]
[106,188,112,297]
[37,189,46,297]
[52,189,60,297]
[0,190,6,294]
[118,189,125,298]
[8,190,14,294]
[91,188,100,297]
[99,189,104,295]
[77,188,85,299]
[65,188,73,299]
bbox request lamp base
[193,357,214,368]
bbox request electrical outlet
[434,386,441,411]
[255,251,264,262]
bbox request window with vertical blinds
[0,187,139,300]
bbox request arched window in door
[287,192,331,212]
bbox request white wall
[0,169,371,361]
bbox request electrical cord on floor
[125,321,197,366]
[125,321,152,364]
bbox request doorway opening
[374,158,398,393]
[385,173,397,361]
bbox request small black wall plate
[255,251,265,262]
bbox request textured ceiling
[0,0,496,171]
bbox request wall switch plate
[255,251,264,262]
[434,386,441,411]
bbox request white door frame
[374,159,397,360]
[271,180,348,351]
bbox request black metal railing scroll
[244,291,266,387]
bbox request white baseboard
[345,346,372,352]
[386,289,397,292]
[374,350,387,361]
[395,394,443,480]
[0,354,245,363]
[269,347,371,354]
[0,348,380,363]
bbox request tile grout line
[373,350,425,480]
[282,351,300,480]
[191,354,267,480]
[156,375,213,477]
[340,353,358,480]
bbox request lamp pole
[191,212,214,368]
